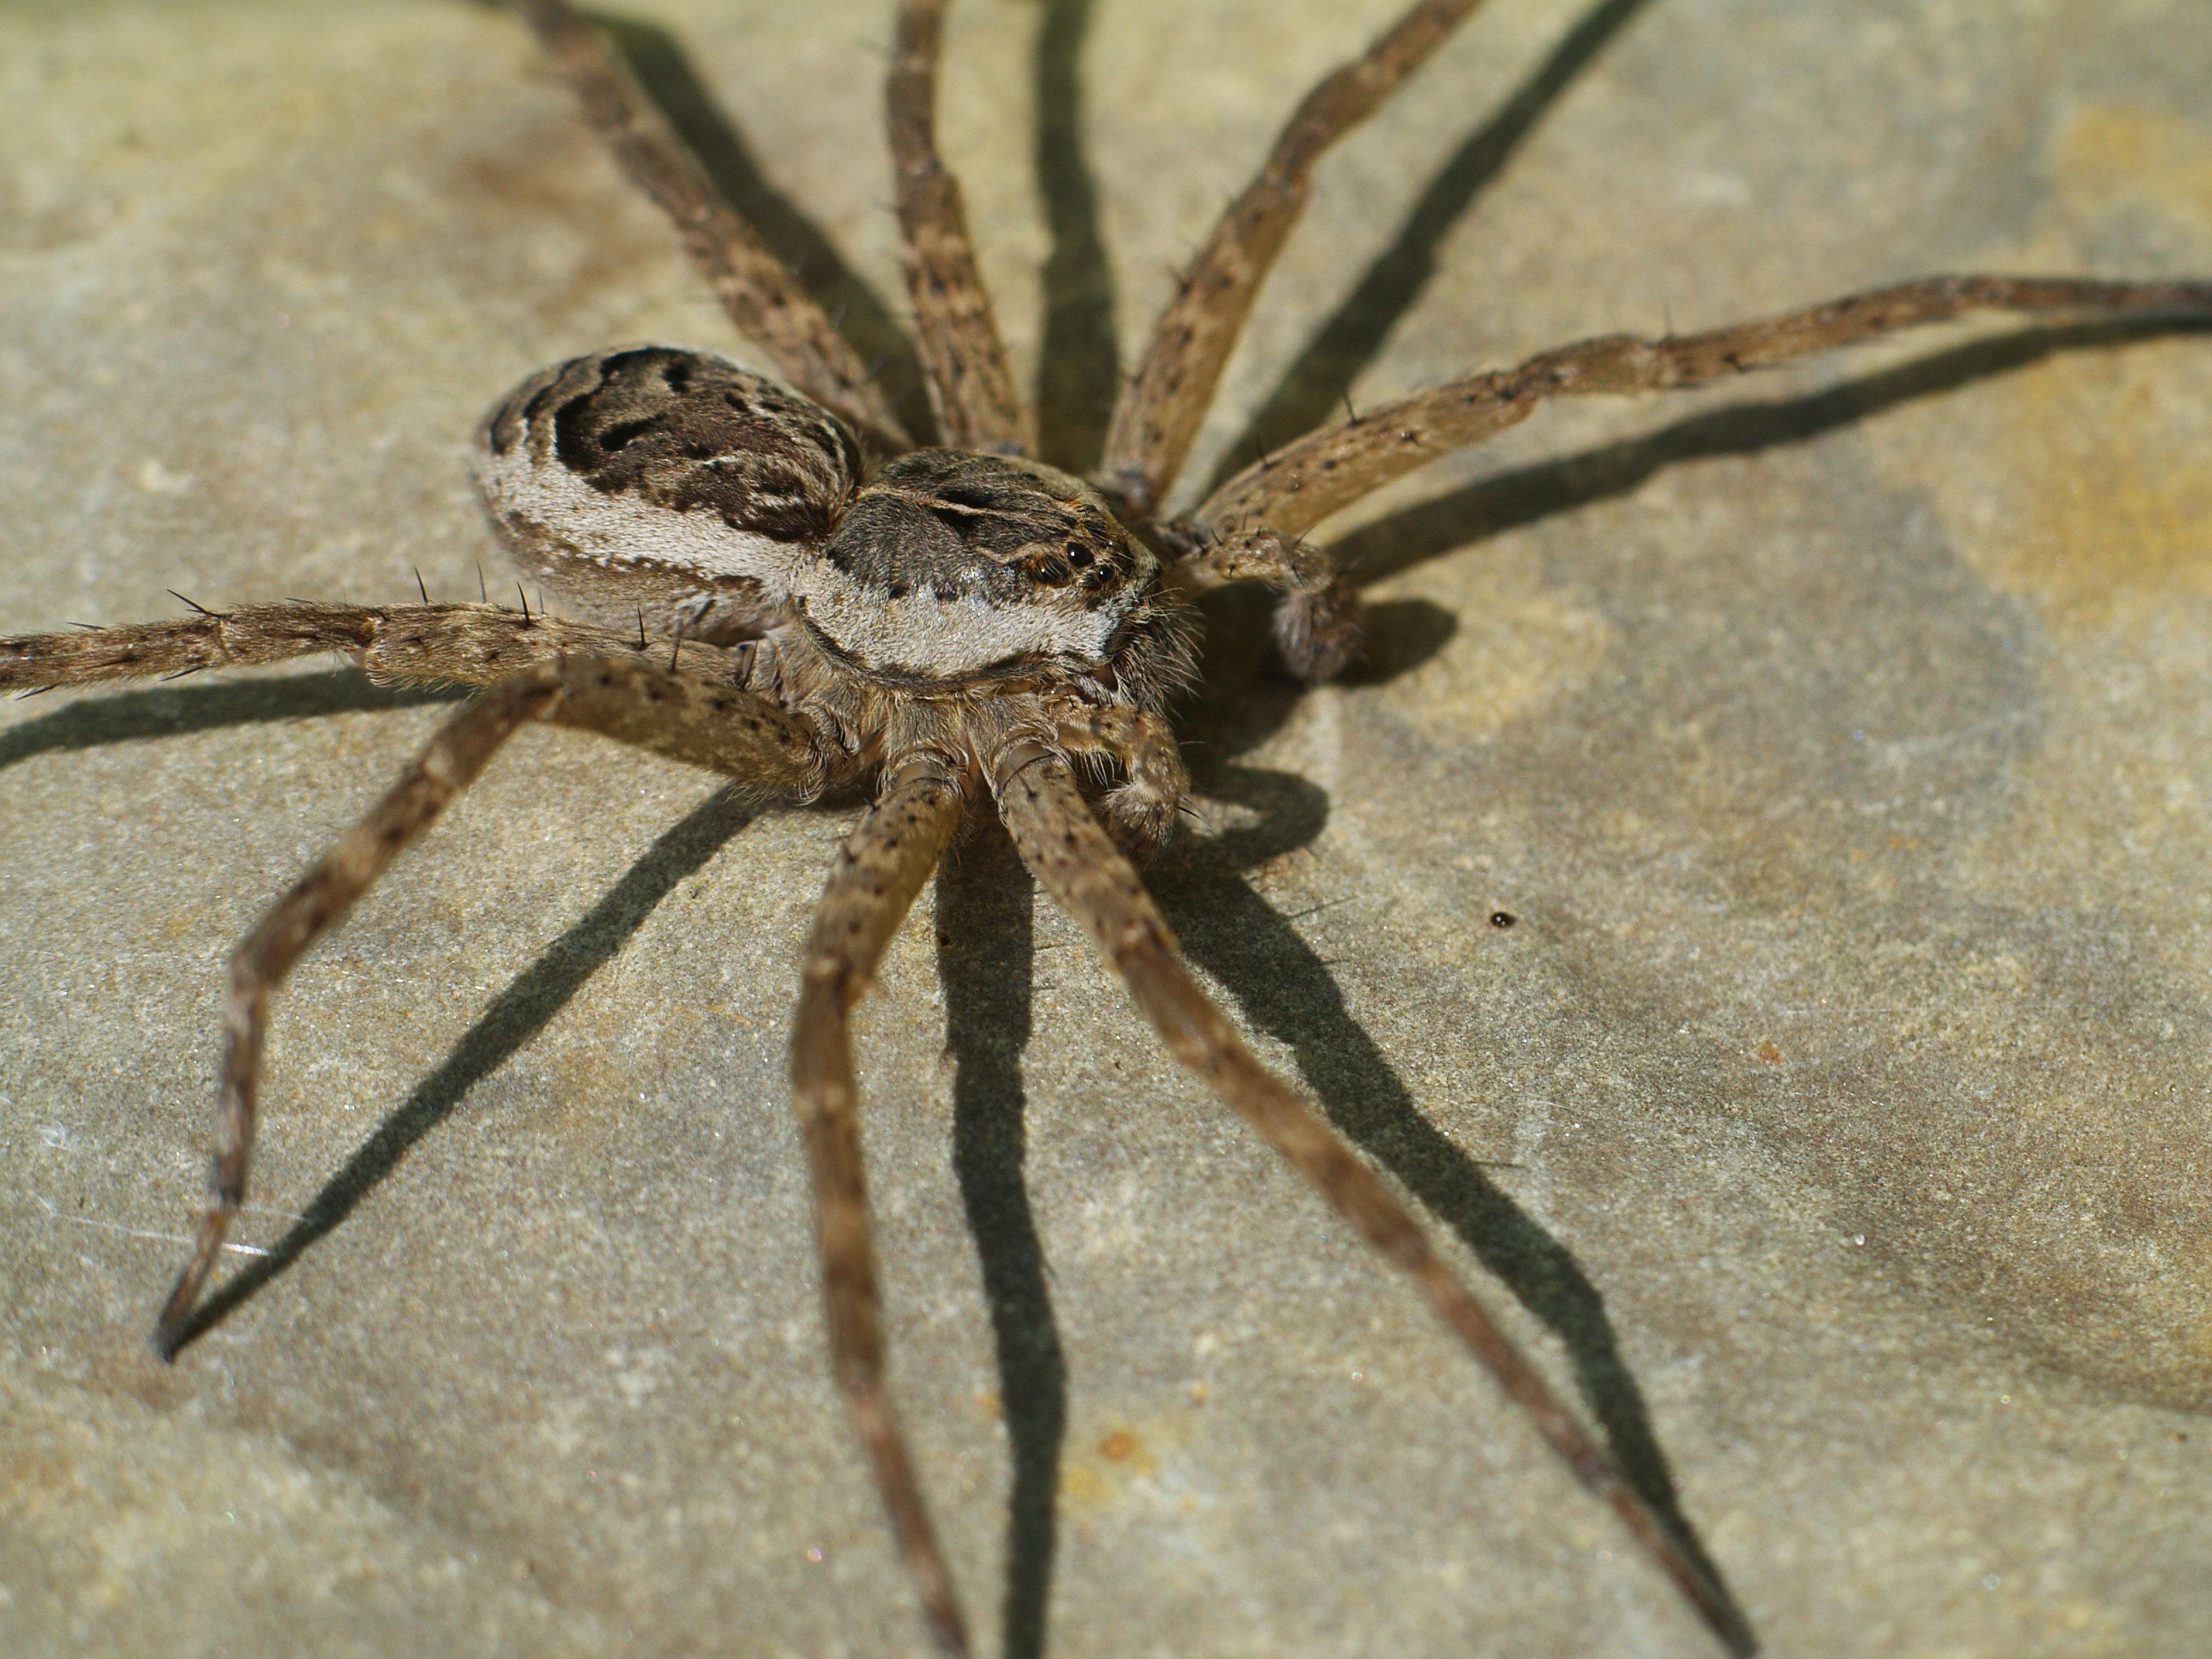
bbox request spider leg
[1040,699,1190,860]
[151,655,827,1356]
[1195,274,2212,540]
[788,755,972,1655]
[1098,0,1494,515]
[513,0,911,454]
[990,748,1751,1658]
[0,600,745,694]
[886,0,1028,454]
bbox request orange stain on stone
[1868,104,2212,635]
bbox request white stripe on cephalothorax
[795,557,1141,678]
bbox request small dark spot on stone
[1489,911,1516,929]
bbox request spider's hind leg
[153,654,826,1356]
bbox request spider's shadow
[936,825,1062,1659]
[0,671,465,772]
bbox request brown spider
[7,1,2211,1654]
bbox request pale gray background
[4,1,2209,1655]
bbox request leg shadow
[1153,762,1751,1648]
[1329,312,2212,588]
[593,10,937,444]
[1,669,465,772]
[1031,0,1119,473]
[936,822,1067,1659]
[166,784,762,1349]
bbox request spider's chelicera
[4,1,2207,1654]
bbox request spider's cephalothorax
[478,343,1200,846]
[4,0,2206,1654]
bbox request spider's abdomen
[474,346,861,642]
[796,449,1171,689]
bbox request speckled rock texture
[4,2,2209,1655]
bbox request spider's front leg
[789,753,971,1653]
[1193,276,2212,541]
[153,653,830,1356]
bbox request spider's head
[791,449,1193,704]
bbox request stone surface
[4,1,2209,1655]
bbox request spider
[7,0,2211,1654]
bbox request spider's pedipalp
[789,754,972,1655]
[514,0,912,452]
[1159,521,1364,681]
[152,654,833,1356]
[1099,0,1493,514]
[1195,274,2212,541]
[1039,698,1189,860]
[887,0,1027,455]
[990,749,1752,1656]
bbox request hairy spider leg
[1193,274,2212,539]
[992,751,1754,1654]
[1101,0,1498,514]
[790,756,973,1654]
[887,0,1027,454]
[151,657,827,1355]
[0,600,741,694]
